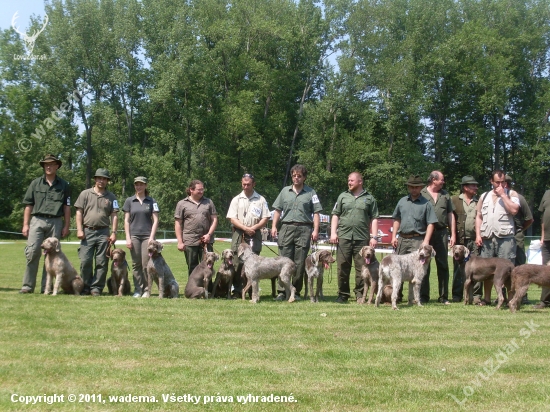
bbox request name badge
[153,203,159,212]
[312,195,320,204]
[113,200,119,209]
[251,206,261,217]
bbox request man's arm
[76,209,85,240]
[423,223,435,246]
[370,218,378,248]
[448,211,456,247]
[22,205,33,238]
[495,186,519,215]
[201,215,218,244]
[175,218,185,251]
[330,215,339,244]
[391,220,400,248]
[475,199,483,247]
[61,204,71,238]
[271,210,281,238]
[109,212,118,244]
[312,212,320,242]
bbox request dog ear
[311,251,318,266]
[463,247,470,259]
[214,253,220,261]
[54,238,60,252]
[158,242,163,252]
[431,247,436,257]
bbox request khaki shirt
[392,195,438,235]
[462,194,478,239]
[23,175,71,217]
[74,188,119,227]
[272,185,322,224]
[514,194,533,242]
[332,190,379,240]
[421,187,454,230]
[226,191,270,227]
[174,197,217,246]
[540,190,550,239]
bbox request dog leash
[106,242,114,259]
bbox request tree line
[1,0,549,234]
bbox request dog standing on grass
[376,244,435,310]
[238,242,296,303]
[143,240,179,298]
[42,237,84,296]
[509,262,550,312]
[106,248,131,296]
[453,245,514,309]
[358,246,380,304]
[185,251,219,299]
[212,249,236,299]
[304,250,335,303]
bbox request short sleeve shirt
[272,185,322,224]
[226,191,270,227]
[123,195,159,236]
[74,188,119,227]
[539,190,550,239]
[332,190,379,240]
[23,175,71,217]
[174,197,217,246]
[392,195,438,235]
[421,187,454,229]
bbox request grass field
[1,240,549,411]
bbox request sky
[0,0,47,33]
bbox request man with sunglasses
[227,173,271,297]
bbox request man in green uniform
[20,154,71,294]
[533,189,550,309]
[391,175,438,303]
[451,176,479,302]
[331,172,379,303]
[75,168,119,296]
[271,164,322,300]
[421,171,456,304]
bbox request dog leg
[251,280,259,303]
[44,272,52,295]
[52,272,62,296]
[494,281,504,310]
[390,279,401,310]
[171,282,179,298]
[142,271,152,298]
[308,276,316,303]
[463,278,471,305]
[318,274,324,301]
[227,276,233,300]
[367,280,376,305]
[242,278,251,300]
[412,279,422,307]
[117,277,124,297]
[158,275,165,299]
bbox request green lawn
[0,241,549,411]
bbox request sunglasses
[242,174,255,180]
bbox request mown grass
[1,241,549,411]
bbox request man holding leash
[20,154,71,294]
[227,173,270,297]
[75,168,119,296]
[331,172,379,303]
[271,164,322,300]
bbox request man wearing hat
[391,175,438,303]
[20,154,71,293]
[74,168,119,296]
[450,175,480,302]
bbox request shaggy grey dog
[185,251,219,299]
[41,237,84,296]
[143,240,179,298]
[212,249,236,299]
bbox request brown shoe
[18,288,32,294]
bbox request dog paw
[141,293,150,298]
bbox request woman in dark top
[123,176,159,297]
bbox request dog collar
[463,256,470,263]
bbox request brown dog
[212,249,236,299]
[42,237,84,296]
[453,245,514,309]
[358,246,380,304]
[304,250,335,303]
[107,248,131,296]
[509,262,550,312]
[144,240,179,298]
[184,251,219,299]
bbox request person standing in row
[75,168,119,296]
[421,171,455,304]
[226,173,271,297]
[271,164,322,300]
[174,180,218,276]
[20,154,71,294]
[123,176,160,298]
[331,172,379,303]
[534,188,550,309]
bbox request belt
[282,222,312,227]
[84,225,109,230]
[34,214,60,219]
[400,232,423,239]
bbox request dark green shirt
[74,188,119,227]
[421,187,454,230]
[392,195,438,235]
[272,185,322,224]
[23,175,71,217]
[332,190,379,240]
[539,190,550,239]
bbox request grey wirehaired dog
[304,250,335,303]
[185,251,219,299]
[238,242,296,303]
[358,246,380,304]
[41,237,84,296]
[143,240,179,298]
[509,262,550,312]
[212,249,236,299]
[106,248,131,296]
[454,245,514,309]
[375,244,435,310]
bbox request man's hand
[22,224,29,238]
[177,241,186,252]
[77,230,85,240]
[61,227,70,238]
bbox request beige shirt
[226,191,270,227]
[74,188,119,227]
[479,191,519,238]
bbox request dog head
[41,237,60,255]
[452,245,470,262]
[237,242,251,259]
[203,251,219,269]
[316,250,335,269]
[148,240,163,258]
[359,246,376,265]
[221,249,234,267]
[418,244,435,265]
[111,248,126,267]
